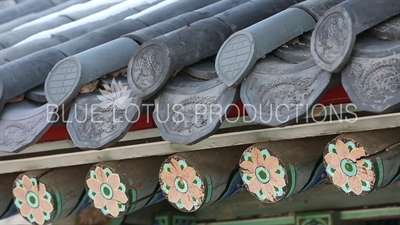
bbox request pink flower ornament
[240,148,287,203]
[86,167,129,217]
[324,139,375,195]
[13,175,54,225]
[159,157,204,212]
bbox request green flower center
[340,159,357,177]
[101,183,114,200]
[26,191,39,208]
[255,166,270,184]
[174,177,188,193]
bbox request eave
[1,111,399,174]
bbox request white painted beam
[0,112,399,174]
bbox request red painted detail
[37,85,351,144]
[38,125,70,143]
[37,114,156,143]
[130,113,156,131]
[227,100,245,117]
[319,85,350,105]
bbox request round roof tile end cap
[310,6,356,73]
[216,30,257,88]
[45,56,83,107]
[127,39,171,100]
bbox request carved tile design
[341,33,400,113]
[154,77,237,145]
[46,60,79,105]
[75,107,124,140]
[352,58,400,101]
[0,114,44,147]
[241,57,331,126]
[250,75,318,115]
[217,34,252,79]
[314,12,350,64]
[164,88,229,133]
[67,77,140,149]
[131,45,164,89]
[0,103,56,152]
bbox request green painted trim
[340,207,400,220]
[124,177,137,214]
[286,164,296,198]
[154,213,196,225]
[173,215,196,225]
[196,207,400,225]
[197,216,294,225]
[202,175,213,208]
[51,187,63,223]
[300,218,328,225]
[295,211,335,225]
[374,157,384,189]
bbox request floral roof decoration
[239,147,287,203]
[324,138,375,196]
[12,175,54,225]
[159,156,205,212]
[86,166,129,218]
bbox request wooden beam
[195,183,400,222]
[195,207,400,225]
[323,128,400,196]
[85,156,167,218]
[159,146,247,212]
[11,165,92,225]
[0,173,19,219]
[123,183,400,224]
[239,136,334,203]
[1,113,399,175]
[340,207,400,220]
[52,208,124,225]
